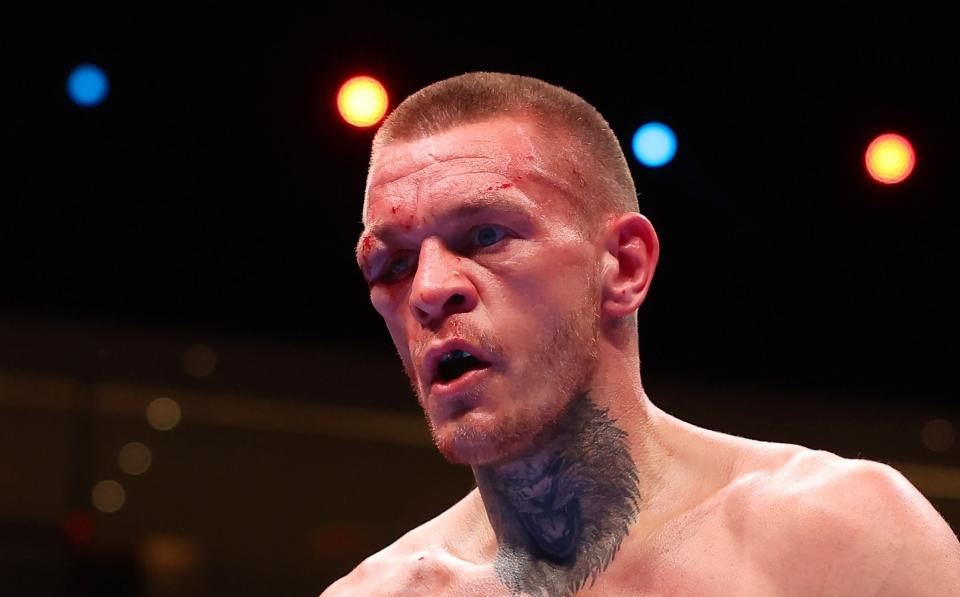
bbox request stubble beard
[411,289,601,467]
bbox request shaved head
[366,72,638,234]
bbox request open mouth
[434,349,490,385]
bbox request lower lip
[430,366,492,399]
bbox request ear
[600,212,660,319]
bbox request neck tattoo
[474,392,641,597]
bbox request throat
[472,392,642,595]
[516,493,582,561]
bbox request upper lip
[423,339,493,386]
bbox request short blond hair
[368,72,638,227]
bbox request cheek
[372,290,413,348]
[370,283,410,317]
[384,320,417,377]
[482,277,569,349]
[493,242,595,307]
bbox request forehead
[364,115,563,222]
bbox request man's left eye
[474,225,506,247]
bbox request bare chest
[575,512,786,597]
[459,500,802,597]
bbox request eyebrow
[355,192,533,262]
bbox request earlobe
[600,213,660,318]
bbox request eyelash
[377,225,509,283]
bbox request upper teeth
[440,350,472,363]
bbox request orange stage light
[865,133,915,185]
[337,76,389,128]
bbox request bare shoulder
[320,490,500,597]
[728,447,960,596]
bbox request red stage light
[63,509,96,545]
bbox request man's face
[357,115,603,466]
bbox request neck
[466,329,743,595]
[472,389,645,596]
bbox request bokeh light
[631,122,677,167]
[91,479,126,513]
[62,509,96,545]
[147,397,182,431]
[67,63,109,107]
[337,76,389,128]
[138,533,203,582]
[309,523,364,558]
[119,441,153,475]
[865,133,915,184]
[921,418,955,452]
[183,344,217,378]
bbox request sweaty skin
[323,115,960,596]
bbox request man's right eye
[384,255,414,280]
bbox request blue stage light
[67,64,109,107]
[631,122,677,168]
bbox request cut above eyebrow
[355,193,533,258]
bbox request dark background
[4,5,958,596]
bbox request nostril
[413,293,468,325]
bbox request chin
[433,412,501,465]
[431,409,540,466]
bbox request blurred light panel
[67,63,109,107]
[865,133,915,184]
[337,76,388,128]
[632,122,677,168]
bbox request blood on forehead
[361,162,580,251]
[358,116,593,258]
[366,113,551,194]
[358,235,375,263]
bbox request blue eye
[475,225,505,247]
[387,255,413,278]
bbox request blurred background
[4,5,958,596]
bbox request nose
[410,237,478,327]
